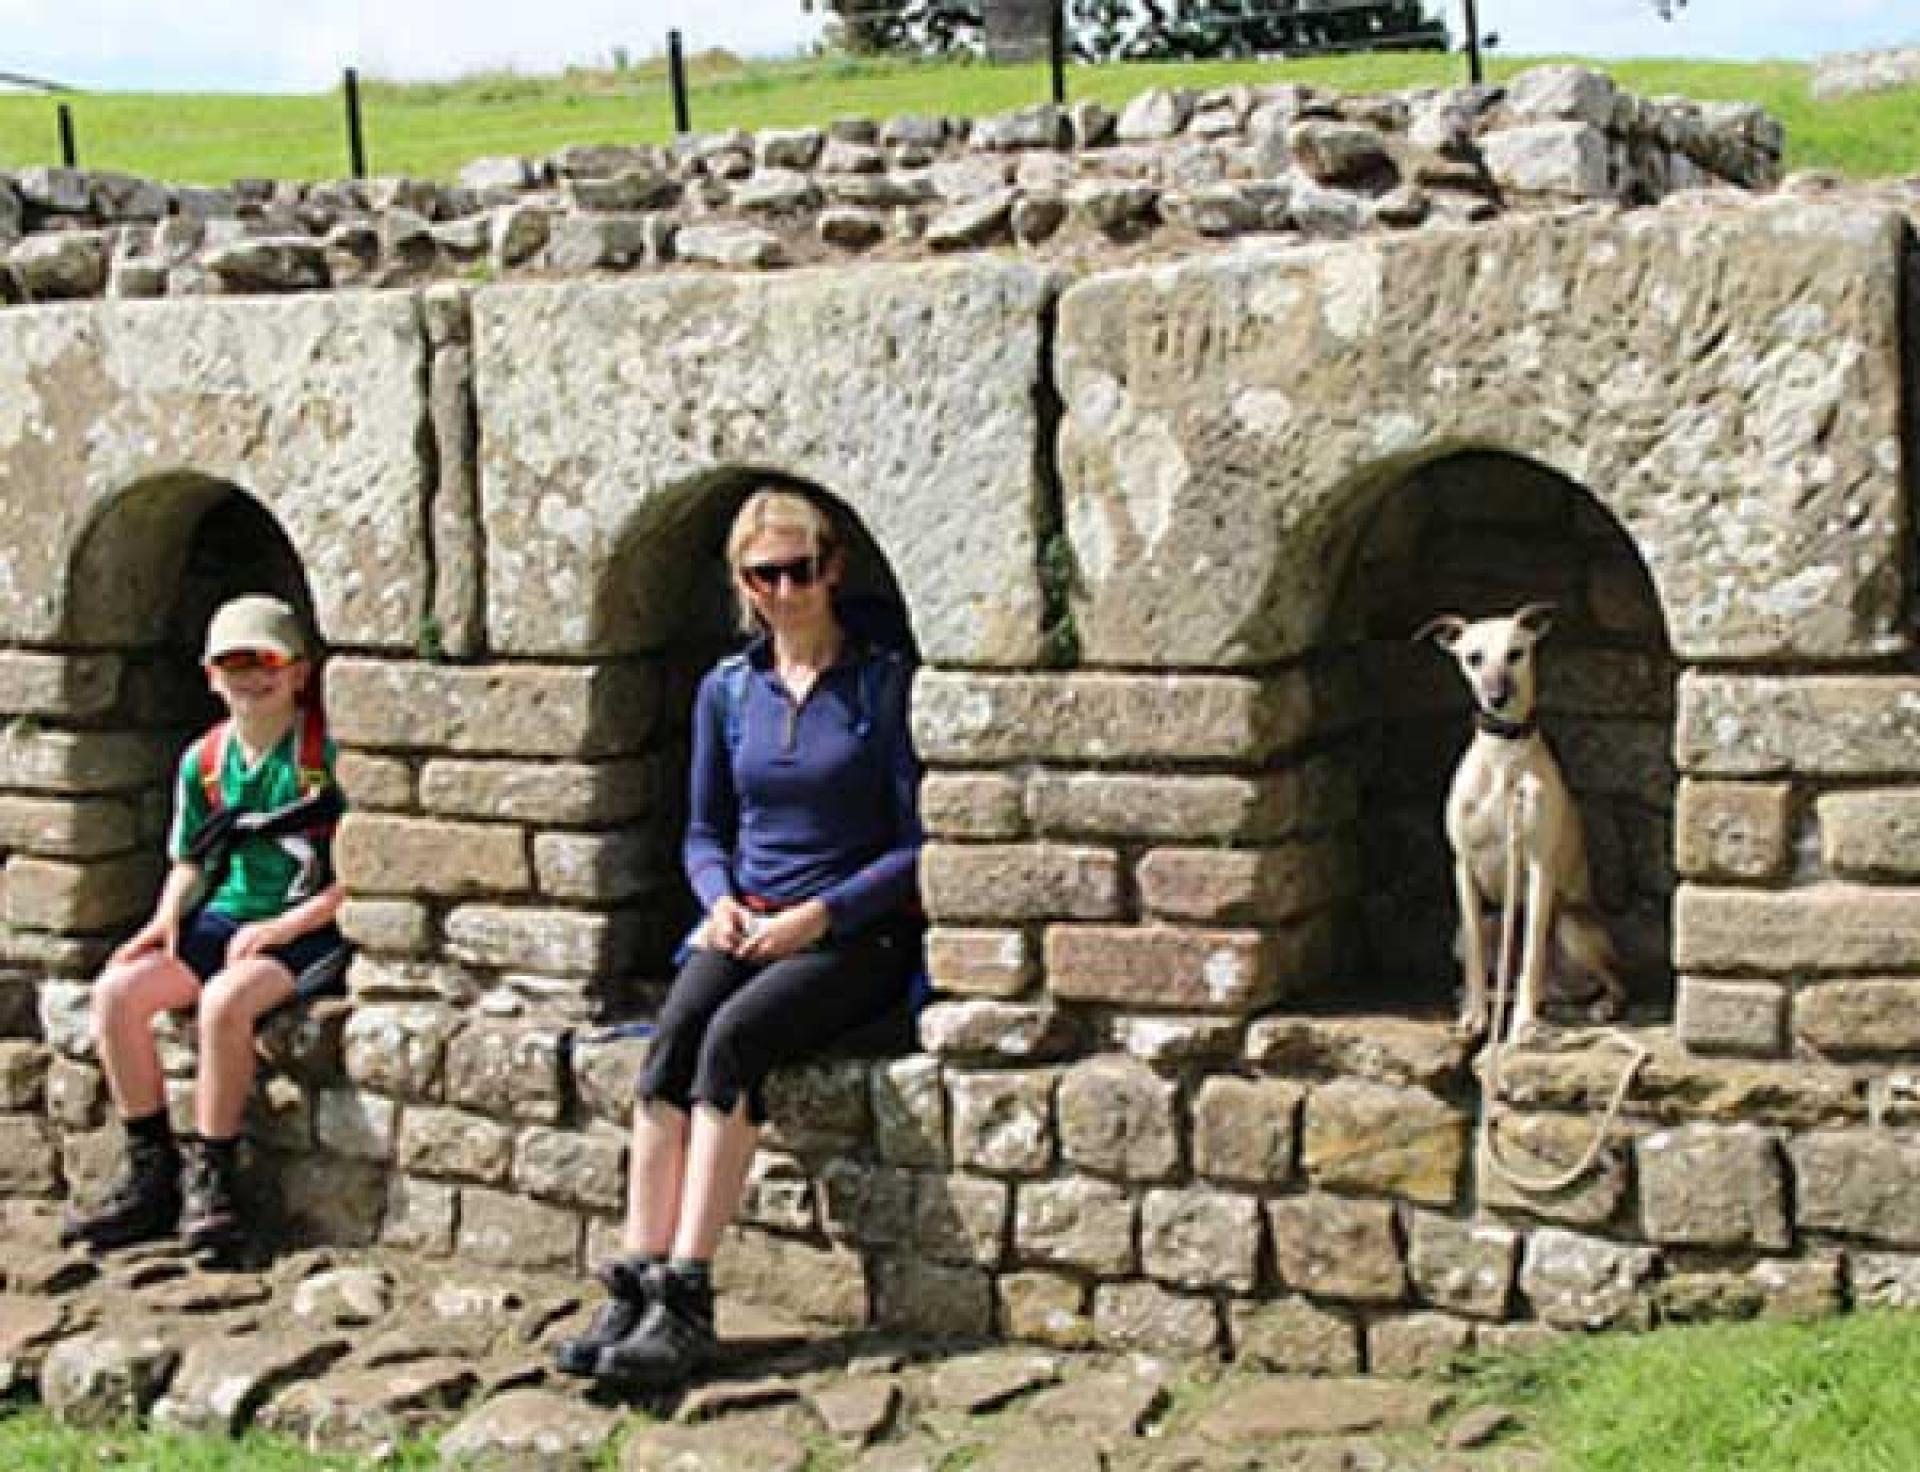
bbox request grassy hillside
[0,51,1915,185]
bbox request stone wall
[0,183,1917,1361]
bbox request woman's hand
[699,896,755,955]
[736,900,829,963]
[226,919,288,964]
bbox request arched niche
[1313,450,1677,1019]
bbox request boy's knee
[197,980,252,1035]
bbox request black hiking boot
[594,1261,716,1392]
[179,1137,244,1259]
[59,1134,181,1252]
[554,1256,661,1378]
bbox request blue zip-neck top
[683,638,923,937]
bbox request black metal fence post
[1463,0,1484,84]
[667,29,692,136]
[56,102,76,167]
[343,66,367,179]
[1049,1,1067,106]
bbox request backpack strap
[195,720,231,814]
[295,700,329,799]
[717,653,752,757]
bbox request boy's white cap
[204,595,305,661]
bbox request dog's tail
[1555,906,1625,1021]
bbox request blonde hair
[726,489,840,633]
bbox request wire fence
[1,1,1487,183]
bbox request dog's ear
[1413,614,1467,650]
[1514,602,1557,639]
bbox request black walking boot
[178,1135,243,1258]
[594,1259,717,1392]
[554,1256,662,1378]
[59,1127,181,1252]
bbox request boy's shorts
[177,910,349,999]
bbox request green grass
[1458,1311,1920,1472]
[0,51,1914,185]
[0,1404,440,1471]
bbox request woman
[556,488,924,1391]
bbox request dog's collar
[1474,709,1538,740]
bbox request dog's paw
[1454,998,1491,1040]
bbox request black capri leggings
[636,920,917,1123]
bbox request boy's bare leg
[93,956,201,1118]
[194,960,295,1138]
[671,1099,759,1262]
[625,1099,691,1257]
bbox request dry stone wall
[0,104,1917,1362]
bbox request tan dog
[1416,603,1624,1041]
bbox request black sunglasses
[741,556,823,592]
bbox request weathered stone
[1791,1132,1920,1245]
[1067,181,1161,237]
[1111,1015,1243,1066]
[1678,676,1920,776]
[1200,1377,1444,1441]
[44,1057,103,1128]
[1849,1252,1920,1308]
[1014,1177,1136,1275]
[997,1271,1093,1349]
[1479,1112,1631,1227]
[492,203,555,269]
[1520,1228,1658,1329]
[457,1188,581,1272]
[1057,1056,1181,1180]
[949,1069,1055,1175]
[0,1114,59,1195]
[973,104,1066,151]
[41,1332,180,1426]
[1047,923,1329,1013]
[515,1126,626,1213]
[1118,88,1194,142]
[1369,1312,1475,1376]
[623,1419,809,1472]
[572,1032,652,1124]
[920,1000,1079,1061]
[1228,1296,1360,1373]
[1011,193,1066,246]
[675,223,786,268]
[0,728,169,796]
[4,853,163,931]
[1677,977,1789,1056]
[259,1357,479,1450]
[735,169,823,216]
[329,661,658,757]
[1288,120,1393,186]
[335,815,529,897]
[1137,844,1351,923]
[1481,122,1614,197]
[908,1172,1006,1265]
[876,1254,996,1336]
[440,1387,622,1470]
[715,1229,867,1325]
[872,1055,947,1168]
[807,1377,900,1447]
[1142,1186,1260,1291]
[381,1176,457,1255]
[400,1108,515,1183]
[444,906,632,977]
[1796,980,1920,1055]
[337,898,431,957]
[11,231,108,299]
[1637,1124,1789,1248]
[1302,1080,1467,1206]
[1676,885,1920,973]
[344,1004,460,1100]
[1817,790,1920,878]
[1092,1281,1218,1355]
[335,753,414,810]
[926,189,1016,251]
[927,1348,1061,1412]
[313,1089,398,1161]
[926,928,1034,998]
[0,652,121,717]
[1028,767,1354,842]
[0,794,136,859]
[1267,1193,1406,1303]
[0,1041,49,1110]
[763,1058,871,1153]
[1407,1213,1519,1321]
[445,1022,566,1123]
[1192,1075,1301,1185]
[292,1267,394,1326]
[0,1293,67,1383]
[922,842,1121,921]
[1675,781,1793,880]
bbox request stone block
[337,898,432,956]
[998,1271,1093,1348]
[914,671,1314,764]
[911,1172,1008,1266]
[1026,762,1355,842]
[1092,1282,1220,1355]
[1368,1312,1475,1376]
[1676,977,1788,1056]
[1142,1186,1261,1291]
[0,727,169,796]
[927,927,1036,998]
[1267,1193,1406,1303]
[1675,780,1794,881]
[1245,1016,1472,1090]
[0,1115,59,1195]
[343,1004,461,1100]
[1481,122,1614,197]
[335,815,530,897]
[44,1057,104,1128]
[573,1032,651,1124]
[457,1187,582,1271]
[949,1069,1055,1176]
[0,795,137,859]
[1192,1075,1302,1185]
[0,1041,49,1110]
[1302,1080,1468,1207]
[444,1022,565,1122]
[1057,1055,1181,1181]
[313,1088,398,1161]
[398,1108,515,1184]
[1818,790,1920,878]
[1790,1132,1920,1245]
[273,1152,388,1246]
[1795,980,1920,1055]
[1014,1176,1136,1275]
[1047,922,1329,1013]
[872,1055,947,1168]
[335,753,414,811]
[742,1152,817,1234]
[1676,884,1920,974]
[1518,1227,1658,1330]
[922,843,1122,922]
[1637,1124,1790,1249]
[1112,1014,1244,1066]
[1407,1213,1519,1321]
[514,1125,626,1212]
[1850,1252,1920,1309]
[419,756,665,823]
[818,1158,911,1246]
[380,1176,457,1255]
[1137,843,1352,924]
[41,1333,180,1428]
[328,659,660,757]
[438,1389,622,1470]
[533,830,667,902]
[443,905,630,976]
[873,1256,993,1336]
[763,1058,871,1154]
[1228,1296,1360,1374]
[1678,676,1920,778]
[920,998,1080,1063]
[714,1227,868,1325]
[0,652,121,718]
[4,854,162,932]
[921,773,1026,839]
[1478,1112,1631,1228]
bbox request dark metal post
[343,67,367,179]
[668,30,691,135]
[1048,1,1067,105]
[56,102,76,167]
[1463,0,1484,84]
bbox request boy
[62,594,348,1256]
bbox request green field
[1,51,1916,186]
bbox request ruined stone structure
[1,69,1918,1376]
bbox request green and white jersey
[166,725,342,921]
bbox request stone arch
[1312,450,1677,1017]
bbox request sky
[3,1,1915,93]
